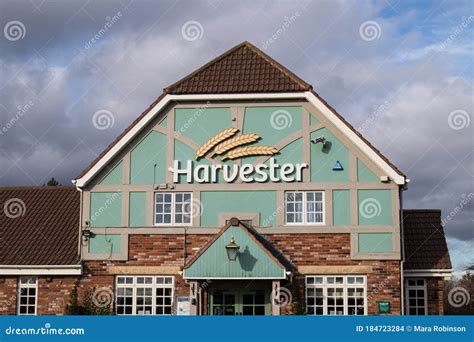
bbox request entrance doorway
[209,289,270,315]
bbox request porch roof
[183,218,291,280]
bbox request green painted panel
[130,131,166,184]
[310,128,349,182]
[174,107,231,146]
[357,189,392,225]
[200,191,276,227]
[129,192,146,227]
[357,159,379,182]
[332,190,350,226]
[358,233,393,253]
[99,161,123,185]
[310,114,319,126]
[184,225,285,278]
[90,192,122,227]
[243,106,302,164]
[88,234,121,253]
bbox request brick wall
[1,233,403,315]
[0,277,18,315]
[426,277,444,315]
[265,233,401,315]
[0,276,78,315]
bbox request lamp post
[225,236,240,261]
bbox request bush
[65,284,112,315]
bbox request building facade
[0,42,452,316]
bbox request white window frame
[154,192,193,226]
[305,275,367,316]
[405,278,427,315]
[285,191,325,226]
[115,276,174,316]
[17,276,38,315]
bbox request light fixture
[82,229,94,241]
[225,236,240,261]
[311,136,326,146]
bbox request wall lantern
[225,236,240,261]
[81,229,94,241]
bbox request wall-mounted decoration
[333,160,344,171]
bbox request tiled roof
[165,41,312,94]
[0,187,80,265]
[183,218,291,271]
[403,209,452,270]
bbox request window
[306,275,366,315]
[116,276,174,315]
[17,276,37,315]
[154,192,192,226]
[285,191,324,225]
[405,278,427,315]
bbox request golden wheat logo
[195,128,278,160]
[195,127,239,160]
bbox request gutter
[0,264,83,275]
[399,180,409,315]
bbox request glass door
[209,290,269,315]
[210,292,236,316]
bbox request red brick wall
[265,233,401,315]
[0,276,78,315]
[1,233,404,315]
[426,277,444,315]
[0,277,18,315]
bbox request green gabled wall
[184,225,285,279]
[332,190,350,226]
[90,192,122,227]
[129,192,146,227]
[357,159,379,182]
[99,161,123,185]
[243,106,302,164]
[130,131,166,184]
[174,107,231,145]
[357,189,392,225]
[358,233,393,253]
[89,234,121,253]
[200,191,276,227]
[310,128,349,182]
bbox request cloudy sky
[0,0,472,274]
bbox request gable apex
[165,41,312,94]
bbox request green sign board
[377,301,391,313]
